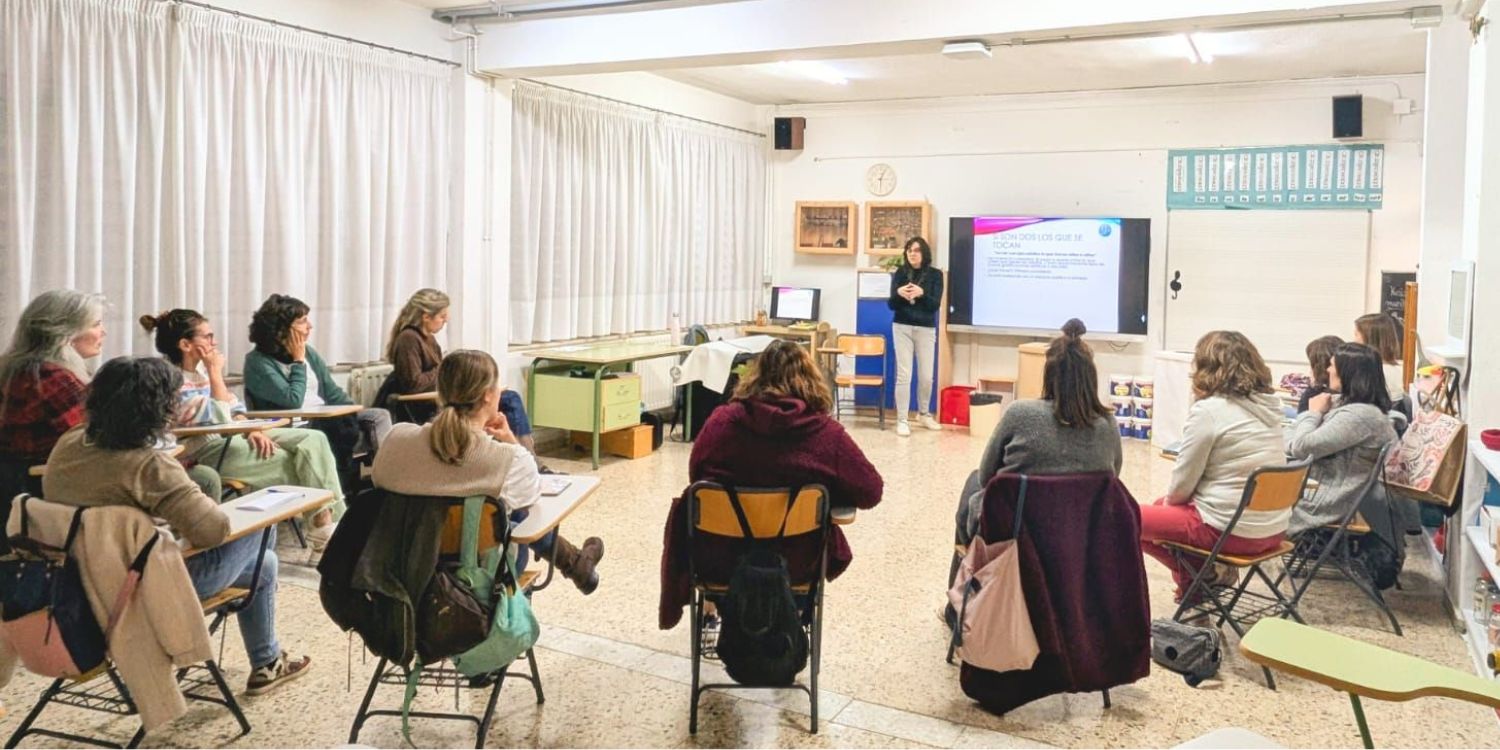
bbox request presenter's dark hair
[1332,343,1393,414]
[1043,319,1112,427]
[901,237,933,282]
[85,356,181,450]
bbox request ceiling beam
[466,0,1436,76]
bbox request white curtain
[0,0,451,365]
[510,82,764,344]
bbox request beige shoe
[919,414,942,431]
[895,421,912,437]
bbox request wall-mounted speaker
[774,117,805,150]
[1333,95,1363,139]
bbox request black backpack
[713,488,809,687]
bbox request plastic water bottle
[669,312,681,344]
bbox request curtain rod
[163,0,461,68]
[519,78,765,138]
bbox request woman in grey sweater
[955,320,1123,545]
[1286,343,1398,535]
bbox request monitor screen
[770,286,820,322]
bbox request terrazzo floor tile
[2,422,1498,748]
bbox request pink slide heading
[972,216,1049,236]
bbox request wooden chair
[1164,459,1312,689]
[685,482,831,734]
[1241,618,1500,748]
[832,335,887,429]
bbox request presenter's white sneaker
[895,421,911,437]
[919,414,942,431]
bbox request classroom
[2,0,1500,748]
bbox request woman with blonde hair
[1139,330,1288,603]
[372,349,603,593]
[375,289,540,456]
[657,339,884,629]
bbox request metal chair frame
[686,482,830,735]
[1275,444,1402,635]
[345,496,553,749]
[1167,458,1313,689]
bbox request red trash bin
[940,385,977,426]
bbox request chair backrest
[837,335,885,357]
[1240,459,1314,515]
[438,496,507,557]
[689,484,829,538]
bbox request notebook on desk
[541,476,571,497]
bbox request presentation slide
[970,217,1121,331]
[774,287,817,320]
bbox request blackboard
[1381,271,1416,328]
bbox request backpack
[713,488,809,687]
[1150,618,1222,687]
[0,499,154,680]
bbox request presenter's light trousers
[892,322,936,423]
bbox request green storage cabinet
[531,368,641,433]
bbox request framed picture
[865,201,931,256]
[795,201,858,255]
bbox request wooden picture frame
[795,201,858,255]
[865,200,931,256]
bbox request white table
[671,335,777,393]
[181,485,334,557]
[512,475,601,543]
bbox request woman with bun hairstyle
[951,319,1122,599]
[888,236,945,437]
[141,310,346,555]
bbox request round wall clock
[865,163,896,197]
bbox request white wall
[769,75,1425,386]
[531,72,767,133]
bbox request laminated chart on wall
[1166,144,1383,210]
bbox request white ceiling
[656,18,1427,104]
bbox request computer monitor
[770,286,821,324]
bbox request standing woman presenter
[888,237,944,437]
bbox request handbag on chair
[947,478,1040,673]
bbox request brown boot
[544,535,604,594]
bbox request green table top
[1240,618,1500,706]
[528,341,692,365]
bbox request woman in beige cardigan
[43,356,312,695]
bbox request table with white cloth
[669,335,777,441]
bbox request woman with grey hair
[0,290,107,518]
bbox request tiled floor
[3,421,1497,748]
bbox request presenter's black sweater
[887,268,944,328]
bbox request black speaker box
[1333,95,1363,139]
[774,117,805,150]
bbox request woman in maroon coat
[659,339,883,629]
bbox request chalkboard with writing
[1381,271,1416,328]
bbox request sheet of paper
[858,271,890,299]
[541,477,571,497]
[239,489,304,512]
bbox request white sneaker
[896,421,911,437]
[919,414,942,431]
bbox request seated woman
[1287,342,1398,534]
[371,350,603,593]
[658,339,883,630]
[141,310,346,553]
[1354,313,1407,406]
[0,290,105,504]
[242,294,393,494]
[376,288,539,454]
[1139,331,1288,602]
[43,356,311,694]
[1297,335,1343,414]
[957,319,1122,543]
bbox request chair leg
[525,647,545,704]
[810,584,824,734]
[474,672,507,749]
[689,592,702,735]
[1102,689,1111,709]
[1349,693,1375,749]
[6,678,65,749]
[204,660,252,738]
[348,657,388,744]
[289,517,307,549]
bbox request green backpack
[402,496,540,743]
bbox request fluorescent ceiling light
[775,60,848,85]
[942,41,992,59]
[1179,32,1212,64]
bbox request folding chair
[832,335,887,429]
[5,504,259,749]
[1164,459,1312,689]
[346,496,548,749]
[1277,444,1402,635]
[686,482,830,734]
